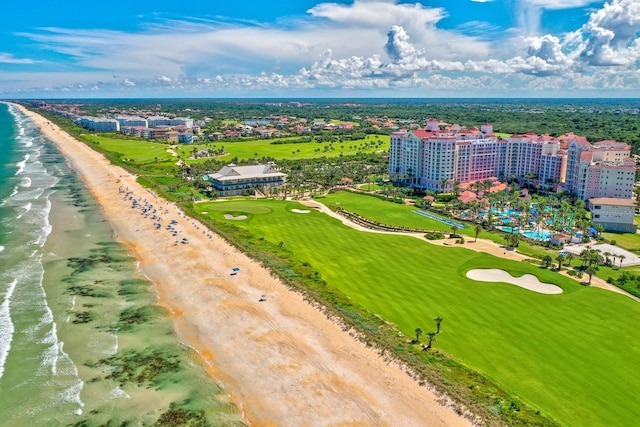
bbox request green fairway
[322,192,491,238]
[209,135,388,160]
[84,134,389,163]
[85,134,177,164]
[195,198,640,427]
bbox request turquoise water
[522,229,552,240]
[500,226,551,241]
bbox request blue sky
[0,0,638,98]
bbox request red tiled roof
[458,191,479,203]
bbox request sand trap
[292,209,311,214]
[224,214,247,220]
[466,269,562,294]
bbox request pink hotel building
[389,119,636,201]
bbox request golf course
[194,194,640,426]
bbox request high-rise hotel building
[389,118,634,201]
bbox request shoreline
[14,106,470,425]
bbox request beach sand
[18,105,470,426]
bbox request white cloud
[3,0,640,97]
[0,53,37,64]
[585,0,640,45]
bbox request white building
[116,115,148,128]
[207,164,287,196]
[75,116,120,132]
[178,133,197,144]
[588,197,637,233]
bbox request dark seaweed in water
[118,278,150,298]
[67,244,130,274]
[72,310,94,324]
[91,347,181,388]
[117,305,164,331]
[65,280,111,298]
[155,402,210,427]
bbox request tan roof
[589,198,636,207]
[209,164,286,182]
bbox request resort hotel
[389,118,638,232]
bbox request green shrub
[425,232,445,240]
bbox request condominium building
[567,140,635,200]
[75,116,120,132]
[146,116,194,128]
[390,120,567,192]
[116,115,148,128]
[588,197,637,233]
[389,119,633,201]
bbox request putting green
[195,198,640,426]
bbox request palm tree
[585,266,597,285]
[451,225,459,238]
[434,317,443,334]
[542,255,553,268]
[566,253,575,267]
[486,210,494,230]
[556,254,566,270]
[453,181,461,198]
[423,332,437,351]
[440,178,449,194]
[474,224,482,242]
[414,327,423,342]
[482,179,493,196]
[619,254,626,268]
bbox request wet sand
[17,105,470,426]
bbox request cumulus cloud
[578,0,640,66]
[384,25,420,63]
[3,0,640,97]
[585,0,640,45]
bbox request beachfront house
[208,164,287,196]
[588,197,638,233]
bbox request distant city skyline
[1,0,638,98]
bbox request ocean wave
[110,386,131,400]
[0,188,19,206]
[0,246,4,252]
[15,203,32,220]
[0,279,18,382]
[14,154,29,176]
[20,177,32,188]
[35,199,53,247]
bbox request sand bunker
[224,214,247,220]
[466,269,562,294]
[292,209,311,214]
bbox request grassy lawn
[85,135,176,164]
[84,134,389,163]
[194,198,640,426]
[602,231,640,253]
[321,191,566,261]
[214,135,388,160]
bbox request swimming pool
[499,226,552,241]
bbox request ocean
[0,104,243,426]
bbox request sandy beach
[16,105,471,426]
